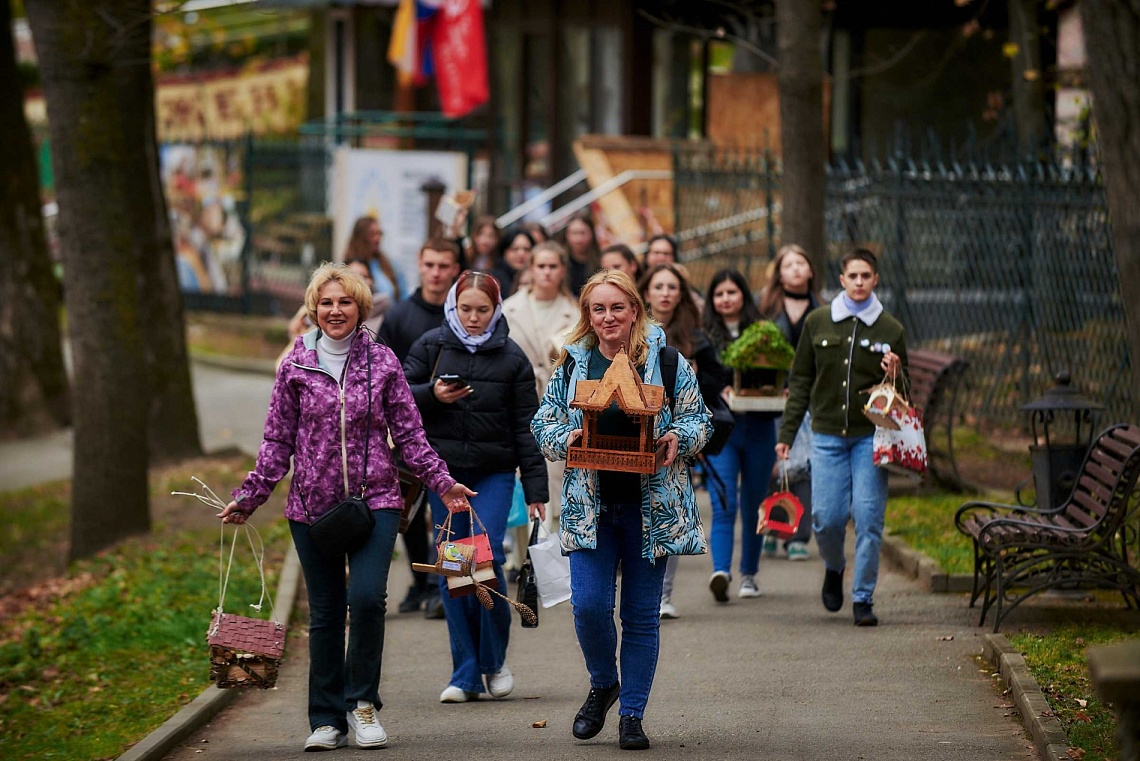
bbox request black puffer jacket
[404,319,549,504]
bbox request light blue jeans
[428,469,514,694]
[706,413,776,576]
[569,502,668,719]
[810,432,888,605]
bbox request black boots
[853,602,879,626]
[821,568,844,612]
[572,681,620,740]
[618,716,650,750]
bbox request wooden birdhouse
[206,612,285,689]
[567,346,666,475]
[757,491,805,539]
[862,381,910,430]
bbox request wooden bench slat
[1066,491,1105,526]
[1089,447,1126,475]
[1077,474,1114,505]
[1100,435,1135,459]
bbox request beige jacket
[502,288,578,397]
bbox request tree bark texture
[776,0,826,279]
[0,0,71,436]
[1008,0,1048,157]
[25,0,168,559]
[1081,0,1140,420]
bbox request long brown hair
[556,270,654,369]
[759,244,816,319]
[344,215,401,301]
[639,263,699,357]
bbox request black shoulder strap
[562,354,577,379]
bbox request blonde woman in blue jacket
[531,270,711,751]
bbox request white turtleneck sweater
[317,330,355,381]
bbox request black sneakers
[853,602,879,626]
[572,681,620,740]
[618,715,650,750]
[822,568,844,612]
[397,585,424,613]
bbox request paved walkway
[161,508,1038,761]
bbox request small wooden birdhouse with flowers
[567,346,666,475]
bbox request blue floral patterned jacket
[531,325,712,561]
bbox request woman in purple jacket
[220,262,475,752]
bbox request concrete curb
[982,633,1075,761]
[117,540,302,761]
[880,532,974,593]
[191,351,278,376]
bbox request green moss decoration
[721,321,795,370]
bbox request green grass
[885,489,1012,575]
[1008,626,1139,761]
[0,456,289,760]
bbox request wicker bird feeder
[567,346,666,475]
[206,611,285,689]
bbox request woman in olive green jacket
[775,248,907,627]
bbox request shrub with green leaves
[721,320,795,370]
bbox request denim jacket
[531,325,712,561]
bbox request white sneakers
[487,666,514,698]
[347,701,388,749]
[440,685,479,703]
[738,575,762,598]
[304,725,347,752]
[659,597,679,619]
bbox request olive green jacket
[777,297,909,444]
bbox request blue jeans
[569,502,668,719]
[707,413,776,576]
[290,509,401,731]
[428,469,514,693]
[810,432,888,605]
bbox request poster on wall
[161,143,246,294]
[332,148,469,292]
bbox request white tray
[729,395,787,412]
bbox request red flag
[432,0,489,118]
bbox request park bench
[953,423,1140,632]
[906,349,969,487]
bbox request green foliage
[721,320,795,370]
[0,521,288,760]
[1008,626,1137,761]
[0,481,70,587]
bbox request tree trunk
[1081,0,1140,421]
[25,0,157,559]
[0,0,71,436]
[1008,0,1048,157]
[776,0,826,280]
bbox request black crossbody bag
[305,345,376,559]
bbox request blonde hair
[529,240,575,300]
[304,262,374,330]
[760,244,817,318]
[557,269,654,369]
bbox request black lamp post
[1020,372,1103,512]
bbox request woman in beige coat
[502,241,579,543]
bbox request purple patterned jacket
[233,330,456,523]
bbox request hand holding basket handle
[443,482,478,513]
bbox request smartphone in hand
[437,374,471,391]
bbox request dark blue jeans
[569,502,668,719]
[707,413,777,576]
[428,469,514,693]
[290,509,400,732]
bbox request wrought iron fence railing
[673,144,1131,432]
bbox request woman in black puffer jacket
[403,270,548,704]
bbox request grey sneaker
[305,725,347,751]
[738,575,762,598]
[659,597,679,619]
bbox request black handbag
[516,519,541,628]
[304,343,376,559]
[701,392,736,456]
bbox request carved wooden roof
[570,347,665,416]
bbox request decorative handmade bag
[305,346,376,559]
[872,405,928,479]
[862,374,911,431]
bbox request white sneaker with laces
[659,597,679,619]
[487,666,514,698]
[738,575,763,598]
[347,701,388,748]
[440,685,479,703]
[304,725,347,752]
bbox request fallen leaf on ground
[937,635,954,641]
[1076,698,1087,708]
[532,720,547,728]
[1067,748,1085,759]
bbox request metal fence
[673,144,1132,431]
